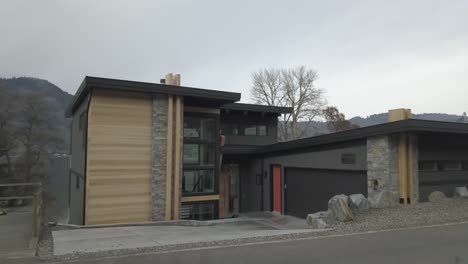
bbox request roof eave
[65,76,241,117]
[257,119,468,154]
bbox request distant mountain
[349,112,465,127]
[293,112,466,138]
[0,77,73,109]
[1,77,466,142]
[0,77,73,150]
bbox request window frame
[221,122,269,136]
[182,169,216,195]
[418,161,438,171]
[438,161,463,171]
[341,153,356,164]
[79,111,87,148]
[181,200,219,220]
[182,112,220,197]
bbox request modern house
[67,75,468,225]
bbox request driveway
[60,222,468,264]
[52,213,321,256]
[0,206,35,260]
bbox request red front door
[272,165,282,213]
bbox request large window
[221,122,268,136]
[181,201,217,220]
[182,170,215,194]
[183,115,218,196]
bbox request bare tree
[322,106,359,133]
[0,90,18,179]
[251,66,326,141]
[15,93,63,182]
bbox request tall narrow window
[79,112,86,131]
[182,115,218,196]
[79,112,87,148]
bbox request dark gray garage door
[284,168,367,218]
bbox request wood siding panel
[85,89,152,225]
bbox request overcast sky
[1,0,467,117]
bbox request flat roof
[66,76,241,117]
[257,119,468,154]
[221,103,293,114]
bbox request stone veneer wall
[367,135,400,208]
[152,95,168,221]
[367,134,419,208]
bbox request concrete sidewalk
[52,213,322,256]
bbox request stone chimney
[162,73,181,86]
[388,108,411,122]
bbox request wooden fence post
[32,191,43,237]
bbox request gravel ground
[36,198,468,261]
[328,198,468,234]
[36,199,70,258]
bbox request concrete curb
[55,217,267,230]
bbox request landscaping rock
[328,194,353,222]
[349,194,370,213]
[0,211,6,216]
[454,186,468,198]
[428,191,447,203]
[306,212,328,229]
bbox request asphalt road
[60,222,468,264]
[11,222,468,264]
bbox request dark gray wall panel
[263,141,367,171]
[418,133,468,201]
[68,96,88,225]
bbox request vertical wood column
[398,134,408,204]
[163,73,183,221]
[173,96,182,220]
[164,96,174,221]
[219,165,230,218]
[406,135,414,203]
[389,109,414,205]
[398,133,416,204]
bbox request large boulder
[349,194,370,213]
[428,191,448,203]
[328,194,353,222]
[454,186,468,198]
[306,212,329,229]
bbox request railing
[0,182,43,237]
